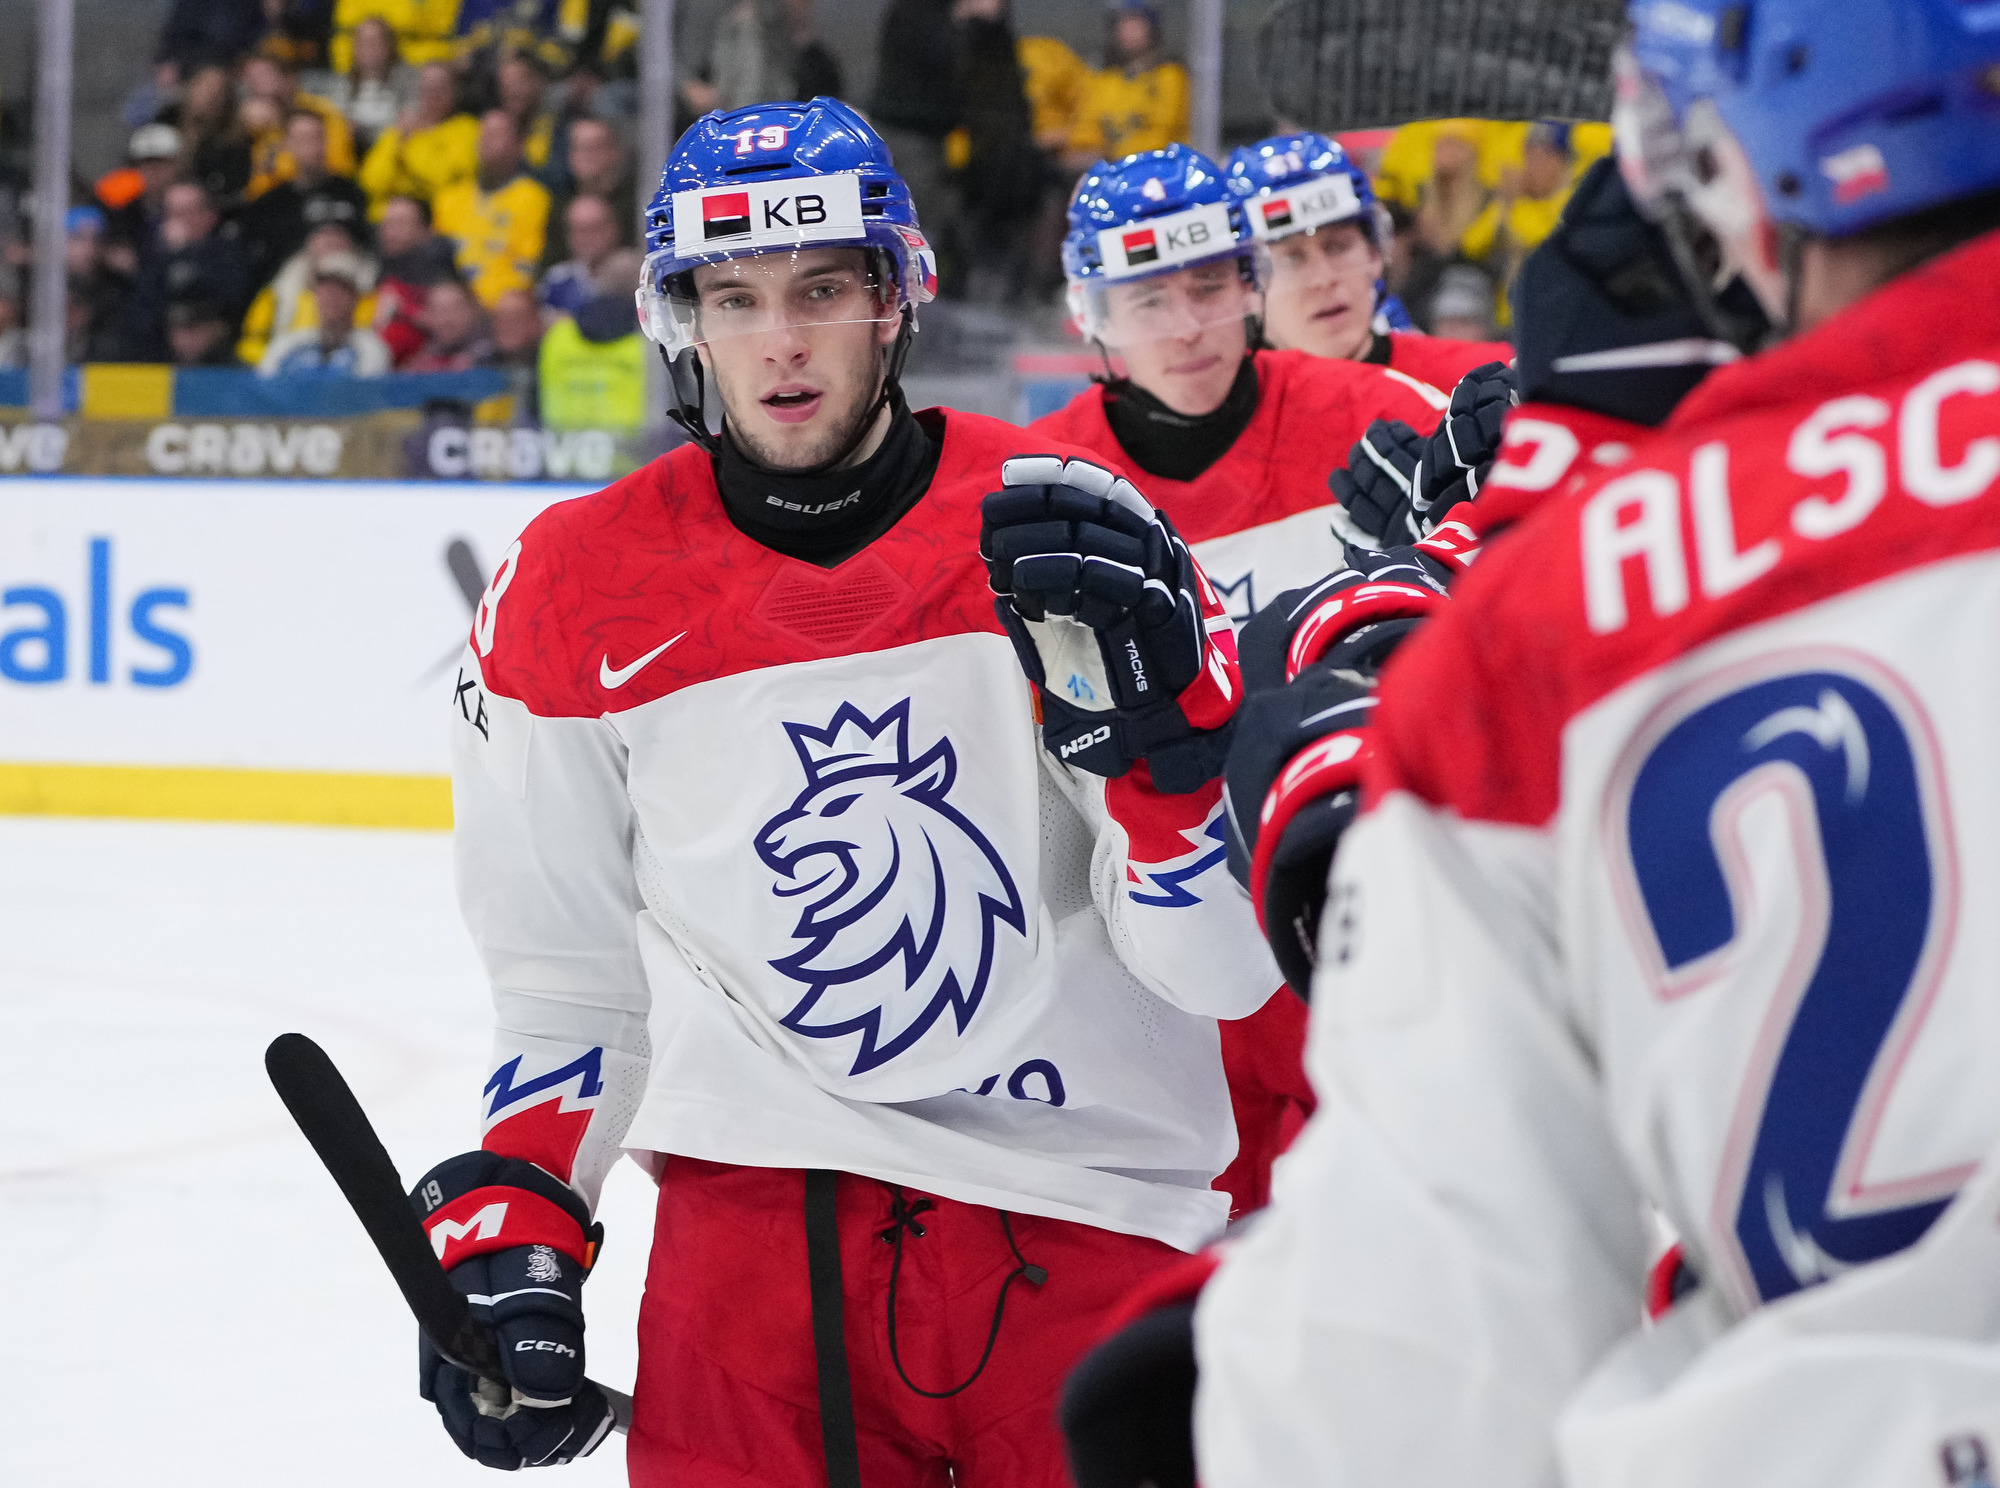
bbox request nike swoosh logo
[598,633,686,689]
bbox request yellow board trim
[0,763,452,829]
[80,363,175,421]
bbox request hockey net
[1258,0,1625,133]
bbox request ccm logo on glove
[1061,724,1114,759]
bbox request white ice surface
[0,817,657,1486]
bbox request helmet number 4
[733,125,790,156]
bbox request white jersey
[1195,238,2000,1484]
[451,410,1280,1252]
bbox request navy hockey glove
[1415,360,1519,524]
[1223,638,1397,995]
[1227,551,1445,994]
[1237,546,1451,696]
[982,455,1241,793]
[412,1151,614,1470]
[1328,417,1427,546]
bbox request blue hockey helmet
[637,96,937,358]
[1616,0,2000,326]
[1224,132,1390,250]
[1062,143,1267,348]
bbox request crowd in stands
[1370,114,1613,334]
[0,0,1614,425]
[0,0,655,436]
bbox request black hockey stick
[264,1032,633,1434]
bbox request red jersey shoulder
[1370,310,2000,826]
[1386,332,1513,395]
[1257,347,1447,437]
[1024,384,1114,457]
[1029,353,1441,543]
[926,404,1135,490]
[471,446,701,717]
[473,411,1134,719]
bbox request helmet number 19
[733,125,791,156]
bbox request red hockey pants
[1215,988,1315,1220]
[626,1157,1184,1487]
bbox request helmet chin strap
[662,344,720,454]
[662,307,916,476]
[1778,222,1811,342]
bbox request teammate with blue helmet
[1615,0,2000,344]
[1225,131,1511,390]
[1038,143,1444,625]
[428,93,1279,1487]
[1059,142,1268,412]
[1033,140,1446,1228]
[1191,5,2000,1486]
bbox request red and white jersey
[1197,231,2000,1482]
[1028,349,1447,624]
[452,408,1282,1253]
[1385,329,1514,395]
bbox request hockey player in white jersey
[1029,141,1449,1226]
[414,97,1278,1485]
[1194,3,2000,1485]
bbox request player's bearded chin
[716,334,887,472]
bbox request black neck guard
[1102,356,1260,483]
[714,390,943,567]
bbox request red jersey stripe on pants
[629,1157,1183,1487]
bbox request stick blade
[264,1033,484,1367]
[264,1033,632,1435]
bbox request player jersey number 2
[1620,664,1957,1303]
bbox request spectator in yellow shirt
[432,110,552,307]
[329,0,463,73]
[1065,0,1189,171]
[1458,120,1577,328]
[358,62,480,216]
[240,54,357,197]
[237,218,382,366]
[1374,118,1508,215]
[496,53,558,174]
[1017,34,1087,152]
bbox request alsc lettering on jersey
[1580,359,2000,634]
[755,699,1029,1075]
[1613,662,1959,1304]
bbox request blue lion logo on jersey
[755,699,1028,1076]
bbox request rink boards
[0,478,591,826]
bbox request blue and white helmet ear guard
[1062,143,1269,350]
[636,96,937,358]
[1616,0,2000,330]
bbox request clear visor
[636,245,900,357]
[1068,250,1269,351]
[1261,214,1384,290]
